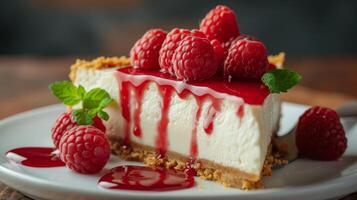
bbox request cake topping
[117,67,270,104]
[130,29,167,70]
[59,125,110,174]
[296,106,347,161]
[50,81,113,125]
[172,36,218,81]
[159,28,206,75]
[199,5,240,43]
[210,39,224,66]
[224,37,269,80]
[124,4,300,94]
[222,35,258,56]
[222,37,236,58]
[262,69,301,93]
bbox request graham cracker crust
[110,139,287,190]
[268,52,285,68]
[69,56,130,81]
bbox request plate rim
[0,103,356,200]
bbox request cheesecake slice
[70,53,285,189]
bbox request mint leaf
[49,81,82,106]
[88,108,99,117]
[50,80,114,125]
[99,97,113,109]
[77,85,86,99]
[72,109,94,125]
[83,88,111,109]
[98,110,109,121]
[262,69,301,93]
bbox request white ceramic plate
[0,103,356,200]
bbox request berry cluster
[128,5,347,161]
[51,112,110,174]
[130,5,270,81]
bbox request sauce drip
[156,85,174,156]
[119,81,132,144]
[6,147,65,168]
[237,105,245,119]
[203,105,217,135]
[98,165,194,191]
[133,81,150,137]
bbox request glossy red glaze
[6,147,65,168]
[117,67,269,105]
[98,165,194,191]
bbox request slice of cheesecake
[70,53,285,189]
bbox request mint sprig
[49,81,113,125]
[49,81,83,106]
[262,69,301,93]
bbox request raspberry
[51,113,107,149]
[222,37,237,58]
[296,106,347,161]
[199,5,240,43]
[268,63,277,71]
[51,112,77,149]
[210,39,225,75]
[172,36,218,82]
[223,38,268,80]
[59,125,110,174]
[159,28,206,75]
[222,35,257,57]
[93,115,106,133]
[211,39,224,65]
[130,29,167,70]
[235,34,258,42]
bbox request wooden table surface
[0,55,356,199]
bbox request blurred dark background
[1,0,357,57]
[0,0,357,122]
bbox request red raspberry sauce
[6,148,195,191]
[98,165,194,191]
[116,67,269,159]
[6,147,65,168]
